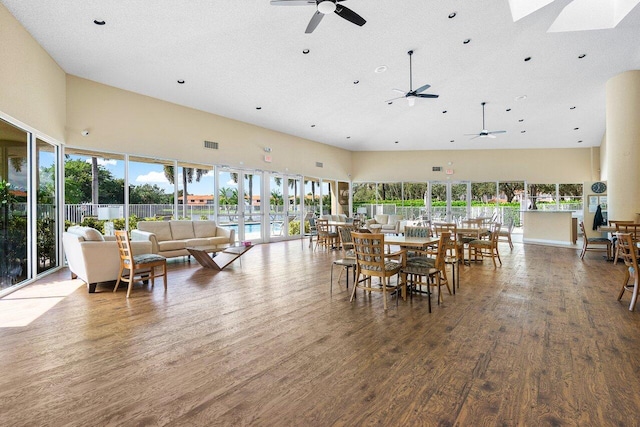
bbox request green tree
[64,158,123,204]
[129,183,172,204]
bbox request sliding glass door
[428,181,470,222]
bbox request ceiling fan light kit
[317,0,336,14]
[385,50,439,106]
[465,102,507,139]
[270,0,366,33]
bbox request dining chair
[315,218,338,251]
[350,231,406,310]
[613,223,640,264]
[468,222,502,268]
[330,225,357,294]
[304,216,318,249]
[404,225,436,257]
[401,231,451,312]
[615,232,640,311]
[113,230,167,298]
[497,217,515,250]
[433,222,465,267]
[579,221,612,260]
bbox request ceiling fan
[270,0,366,34]
[465,102,506,139]
[386,50,439,106]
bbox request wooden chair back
[337,225,356,257]
[351,232,389,277]
[404,226,432,238]
[615,223,640,242]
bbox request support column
[605,70,640,221]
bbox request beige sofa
[131,220,235,258]
[365,214,403,234]
[63,226,152,293]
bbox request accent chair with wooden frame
[114,230,167,298]
[330,225,357,294]
[615,232,640,311]
[315,218,338,251]
[468,222,502,268]
[350,231,406,310]
[401,231,452,313]
[497,217,515,250]
[613,223,640,264]
[579,221,612,260]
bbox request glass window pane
[128,156,174,221]
[305,178,320,217]
[0,119,29,288]
[217,170,238,228]
[64,148,125,230]
[37,138,58,273]
[527,183,556,210]
[175,162,214,220]
[269,175,285,237]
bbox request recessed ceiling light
[353,80,359,84]
[570,106,576,110]
[302,49,310,54]
[463,39,471,44]
[578,54,586,59]
[256,107,262,110]
[574,127,579,130]
[450,140,455,143]
[177,80,185,84]
[521,130,526,133]
[578,140,583,143]
[506,108,512,112]
[524,57,532,61]
[442,110,447,114]
[518,119,524,122]
[93,19,106,25]
[388,101,393,105]
[311,124,316,127]
[374,65,387,73]
[448,12,457,18]
[515,95,527,101]
[346,136,351,139]
[395,141,399,144]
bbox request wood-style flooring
[1,240,640,426]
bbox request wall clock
[591,182,607,194]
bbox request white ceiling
[2,0,640,151]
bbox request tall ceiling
[2,0,639,151]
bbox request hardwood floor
[1,240,640,426]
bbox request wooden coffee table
[186,244,253,270]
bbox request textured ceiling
[2,0,640,151]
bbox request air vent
[316,162,323,168]
[204,140,219,150]
[432,166,442,172]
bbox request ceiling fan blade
[270,0,316,5]
[486,134,497,139]
[416,93,439,99]
[385,96,405,103]
[488,130,506,135]
[334,5,366,26]
[392,88,406,94]
[305,11,324,33]
[464,133,480,136]
[414,84,431,94]
[469,135,481,140]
